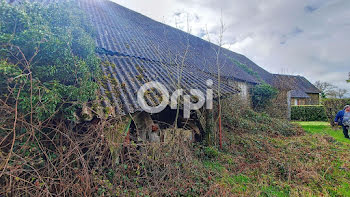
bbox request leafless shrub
[0,96,212,196]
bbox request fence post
[287,91,291,120]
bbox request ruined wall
[267,90,291,120]
[227,79,253,105]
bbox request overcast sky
[112,0,350,96]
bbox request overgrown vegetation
[222,98,302,137]
[199,102,350,196]
[1,1,350,196]
[201,126,350,196]
[0,0,100,121]
[291,105,327,121]
[0,1,103,195]
[228,57,261,81]
[251,83,279,112]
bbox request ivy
[227,56,261,81]
[251,83,278,112]
[0,0,100,121]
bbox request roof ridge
[273,73,302,77]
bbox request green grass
[295,121,350,144]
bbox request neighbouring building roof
[290,90,310,98]
[273,74,320,98]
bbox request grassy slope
[199,117,350,196]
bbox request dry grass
[1,96,350,196]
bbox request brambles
[221,98,303,137]
[0,1,102,195]
[0,0,100,121]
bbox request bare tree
[336,88,348,99]
[314,81,336,98]
[347,72,350,83]
[327,90,337,98]
[327,88,348,99]
[204,11,227,148]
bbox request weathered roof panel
[77,0,256,114]
[80,0,261,84]
[290,90,310,98]
[97,54,237,114]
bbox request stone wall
[267,90,291,120]
[227,79,253,105]
[307,93,320,105]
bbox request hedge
[291,105,327,121]
[323,98,350,125]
